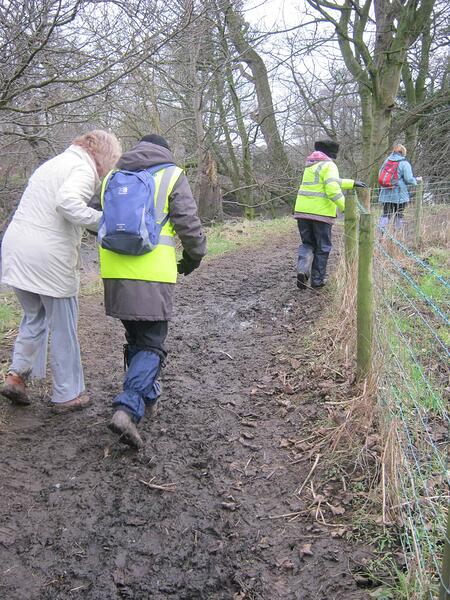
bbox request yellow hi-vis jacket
[295,160,354,217]
[99,165,183,283]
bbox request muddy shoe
[51,393,92,413]
[311,280,326,289]
[108,410,143,450]
[297,272,309,290]
[0,372,30,405]
[146,398,160,419]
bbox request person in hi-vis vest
[96,134,207,449]
[294,140,366,289]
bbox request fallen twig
[139,478,176,492]
[295,453,321,496]
[268,511,303,520]
[218,350,234,360]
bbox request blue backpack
[98,163,175,256]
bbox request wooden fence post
[357,211,374,381]
[360,187,371,211]
[439,504,450,600]
[414,180,424,248]
[345,192,358,272]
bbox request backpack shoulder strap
[146,162,176,176]
[100,169,117,208]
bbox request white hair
[72,130,122,178]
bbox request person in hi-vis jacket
[95,134,207,449]
[294,139,366,289]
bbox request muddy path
[0,231,371,600]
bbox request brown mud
[0,232,372,599]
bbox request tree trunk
[188,27,223,222]
[224,2,290,180]
[198,152,223,222]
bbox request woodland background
[0,0,449,224]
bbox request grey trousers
[10,288,84,403]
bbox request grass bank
[311,207,450,599]
[205,216,293,258]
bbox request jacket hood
[387,152,406,162]
[117,141,175,171]
[306,150,332,165]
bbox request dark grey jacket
[97,142,207,321]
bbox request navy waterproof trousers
[297,219,332,286]
[113,320,168,422]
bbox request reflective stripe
[315,162,326,178]
[297,190,327,198]
[300,161,328,187]
[310,161,326,184]
[330,192,344,202]
[324,177,342,185]
[159,235,176,247]
[155,166,179,223]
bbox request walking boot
[0,372,30,405]
[297,272,309,290]
[311,280,326,289]
[146,398,160,419]
[51,393,92,413]
[108,410,143,450]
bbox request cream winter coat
[1,145,102,298]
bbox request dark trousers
[113,321,168,422]
[122,320,168,360]
[383,202,406,217]
[297,219,332,285]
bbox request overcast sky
[245,0,301,29]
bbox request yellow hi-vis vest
[294,161,353,217]
[99,165,183,283]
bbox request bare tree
[305,0,436,182]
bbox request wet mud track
[0,232,370,599]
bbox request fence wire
[356,198,449,598]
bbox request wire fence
[352,189,449,598]
[371,181,450,206]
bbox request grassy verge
[0,293,21,346]
[205,216,294,258]
[372,241,448,599]
[303,213,449,599]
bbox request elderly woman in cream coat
[1,130,121,411]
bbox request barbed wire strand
[373,321,447,595]
[376,242,450,326]
[373,285,448,421]
[375,261,450,358]
[379,230,450,291]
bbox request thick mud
[0,232,371,599]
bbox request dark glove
[177,250,201,276]
[354,180,368,188]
